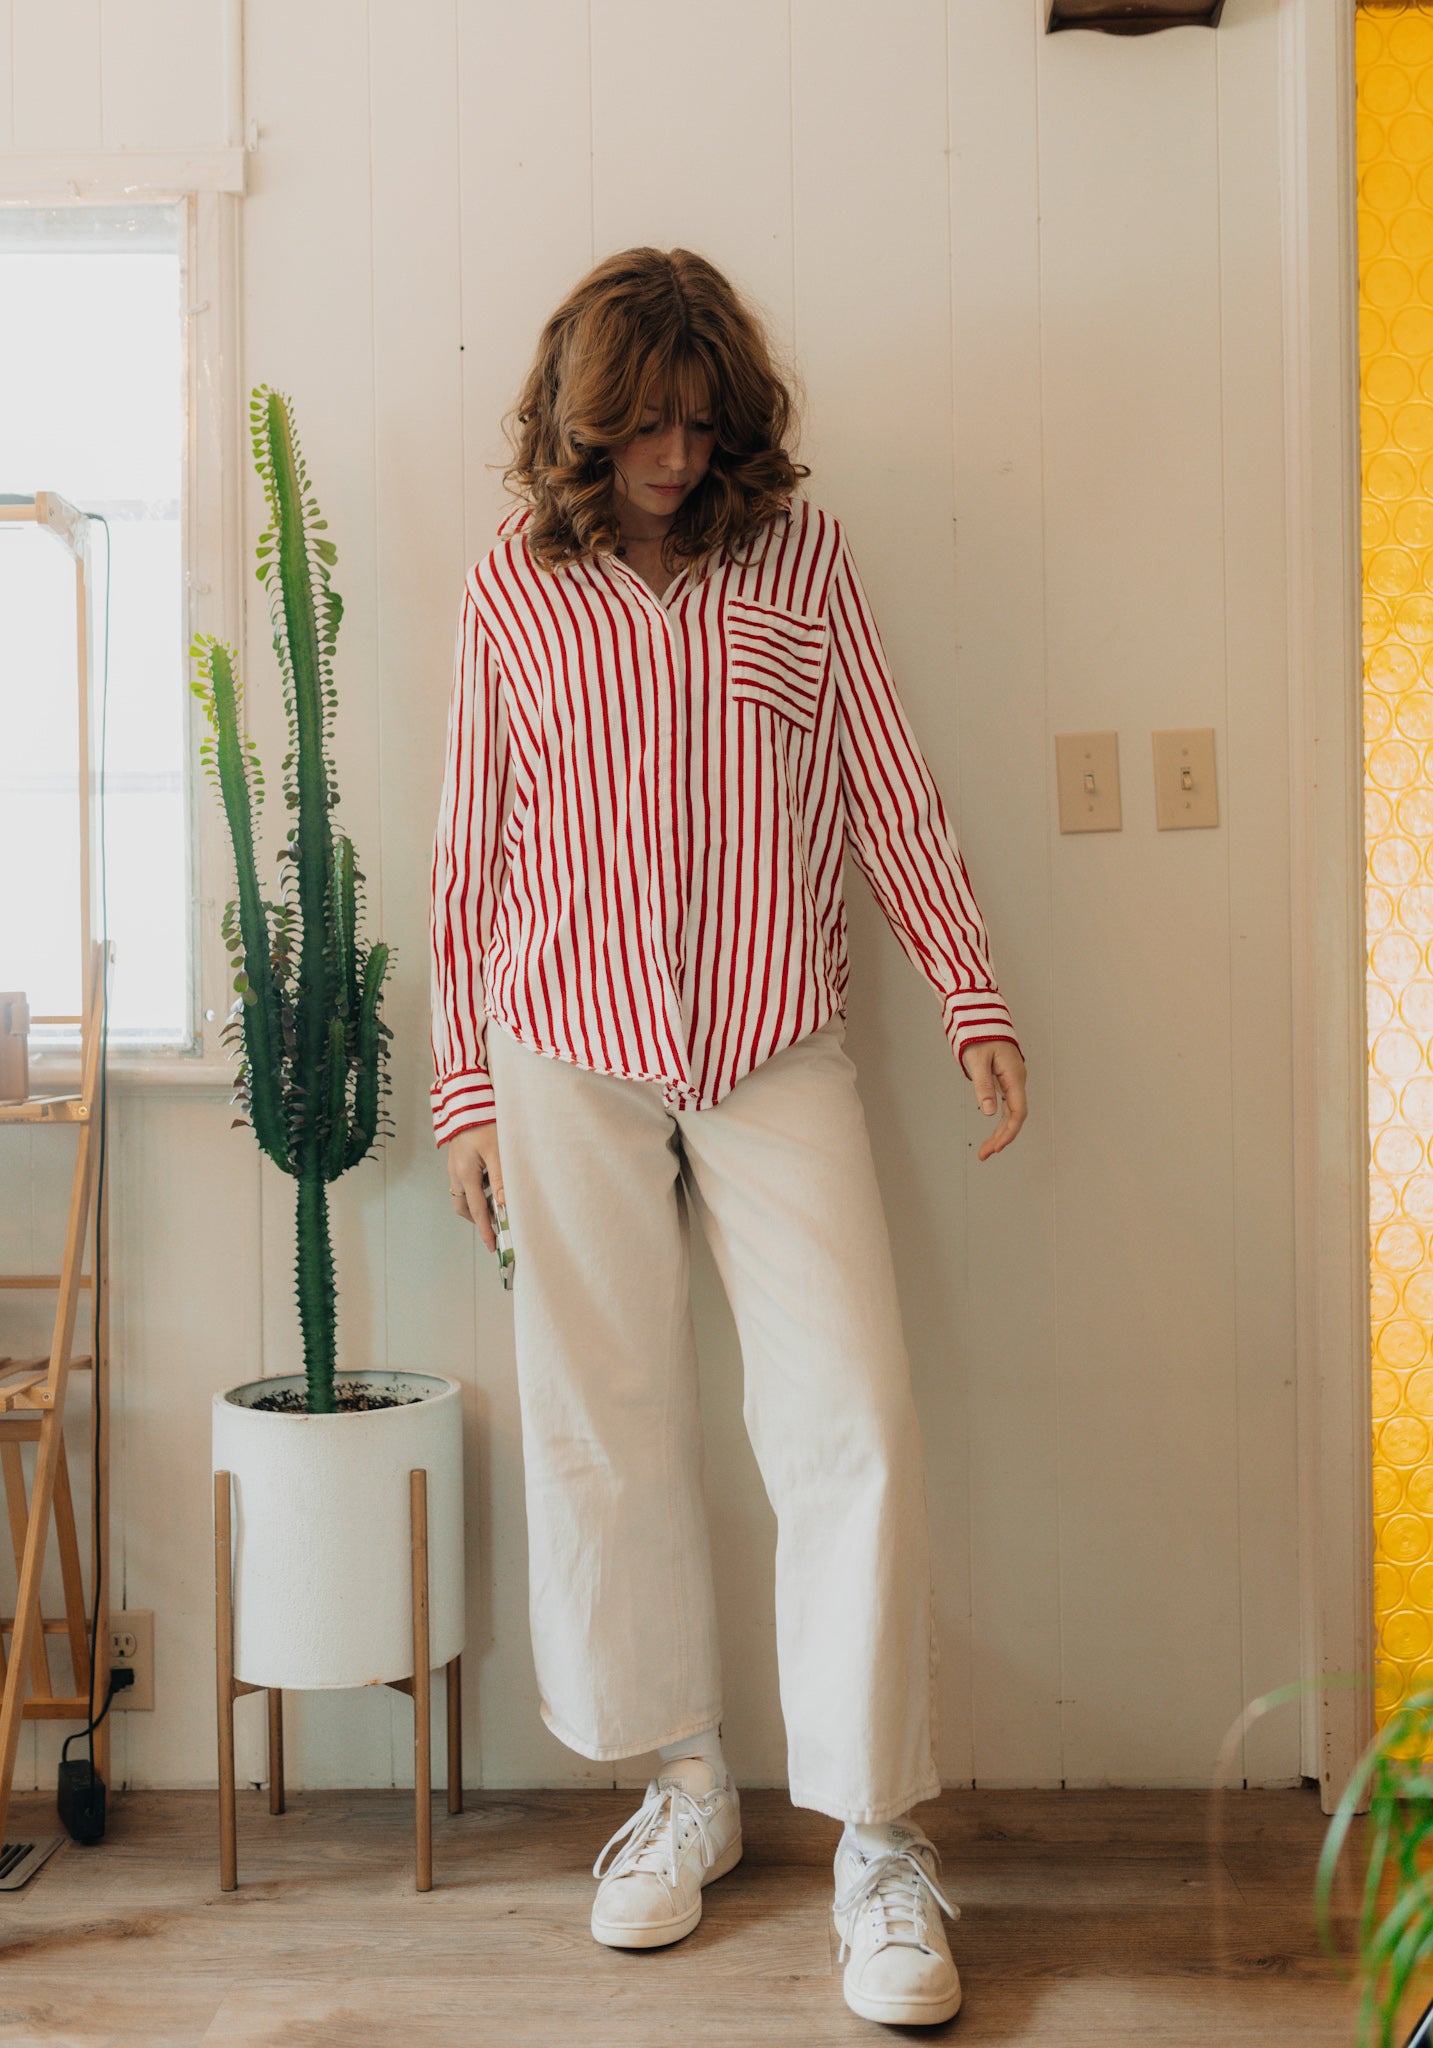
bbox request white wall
[0,0,1303,1795]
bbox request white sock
[658,1721,727,1780]
[847,1811,920,1856]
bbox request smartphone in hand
[481,1164,515,1291]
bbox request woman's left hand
[964,1040,1027,1161]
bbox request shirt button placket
[642,583,694,1098]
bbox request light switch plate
[1151,727,1218,830]
[1055,731,1122,833]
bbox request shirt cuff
[432,1066,498,1146]
[941,993,1025,1078]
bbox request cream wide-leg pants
[483,1010,942,1826]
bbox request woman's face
[609,379,717,531]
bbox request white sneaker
[590,1756,743,1948]
[832,1820,962,2026]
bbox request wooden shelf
[0,1096,87,1126]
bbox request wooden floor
[0,1784,1381,2045]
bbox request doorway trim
[1281,0,1374,1814]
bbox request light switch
[1055,731,1122,833]
[1151,727,1218,830]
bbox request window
[0,202,190,1047]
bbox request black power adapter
[57,1759,106,1844]
[58,1666,134,1843]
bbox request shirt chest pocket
[725,597,827,735]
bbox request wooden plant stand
[213,1465,462,1892]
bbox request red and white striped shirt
[430,499,1021,1143]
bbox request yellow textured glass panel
[1396,210,1433,264]
[1373,833,1422,882]
[1374,1124,1426,1173]
[1396,399,1433,452]
[1395,501,1433,551]
[1386,1609,1431,1660]
[1370,447,1419,499]
[1378,1563,1408,1620]
[1391,110,1433,161]
[1395,8,1433,64]
[1371,353,1419,407]
[1371,739,1423,788]
[1395,881,1433,927]
[1382,1415,1432,1465]
[1361,9,1433,1732]
[1377,1315,1431,1368]
[1401,985,1433,1033]
[1396,304,1433,355]
[1374,1270,1403,1319]
[1383,1514,1430,1564]
[1369,62,1415,116]
[1377,1223,1428,1275]
[1376,1467,1407,1519]
[1373,1028,1425,1080]
[1379,931,1424,981]
[1368,163,1415,212]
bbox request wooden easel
[213,1466,462,1892]
[0,942,110,1848]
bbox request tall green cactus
[191,387,393,1414]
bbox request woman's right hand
[446,1121,505,1252]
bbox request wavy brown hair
[503,247,808,574]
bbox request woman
[430,246,1027,2030]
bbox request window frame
[1,173,245,1090]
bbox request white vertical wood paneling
[457,1,593,550]
[1216,0,1302,1790]
[0,0,1310,1795]
[242,0,396,1792]
[367,0,480,1790]
[454,0,595,1791]
[949,0,1063,1790]
[0,0,15,152]
[114,1094,264,1789]
[99,0,227,150]
[10,0,101,151]
[1037,20,1245,1785]
[791,0,979,1790]
[590,0,794,353]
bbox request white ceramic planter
[212,1370,465,1691]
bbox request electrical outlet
[107,1609,154,1711]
